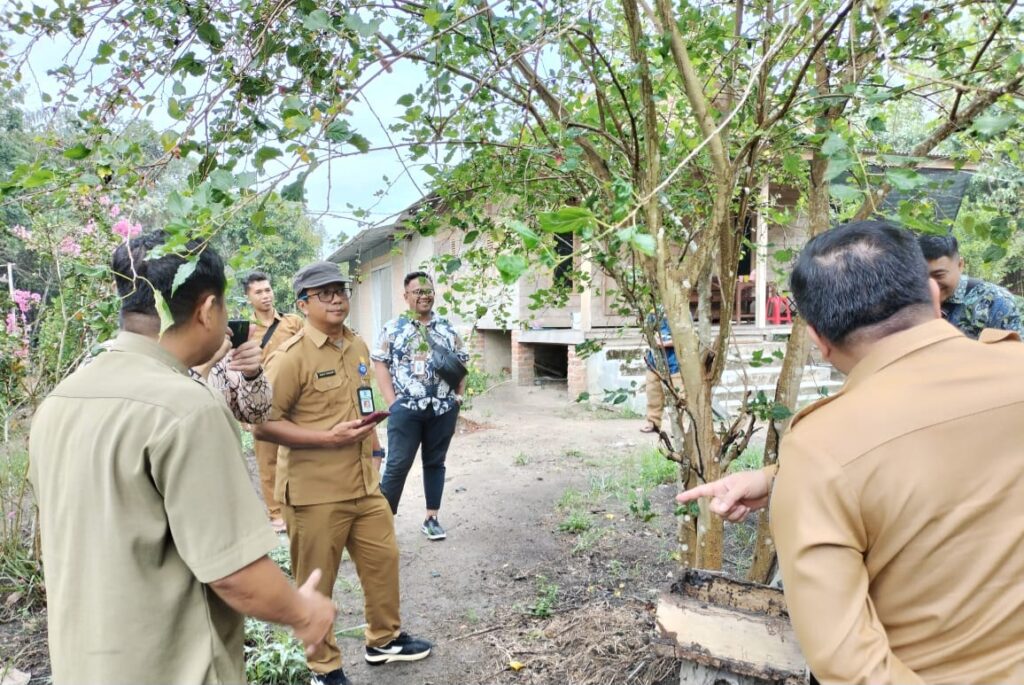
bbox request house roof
[876,168,972,222]
[327,194,441,264]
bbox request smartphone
[227,319,250,348]
[356,411,390,427]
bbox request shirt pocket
[312,373,343,393]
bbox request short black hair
[112,231,226,327]
[790,220,932,344]
[917,233,959,261]
[404,271,432,289]
[243,271,271,293]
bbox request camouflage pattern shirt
[942,276,1024,340]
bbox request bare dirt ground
[2,383,707,684]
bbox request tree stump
[654,570,807,685]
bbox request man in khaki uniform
[243,270,304,532]
[29,232,335,684]
[678,220,1024,683]
[256,261,431,685]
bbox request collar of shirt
[947,275,970,305]
[109,330,190,375]
[843,318,962,392]
[304,320,352,349]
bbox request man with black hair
[372,270,469,541]
[243,270,304,532]
[29,232,336,684]
[918,232,1022,338]
[678,220,1024,683]
[257,261,432,685]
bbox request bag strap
[260,317,281,349]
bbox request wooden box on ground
[654,570,807,685]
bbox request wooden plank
[656,595,806,684]
[672,570,790,618]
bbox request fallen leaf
[508,660,526,672]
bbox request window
[370,265,392,338]
[554,233,573,288]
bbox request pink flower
[98,195,111,207]
[13,345,28,359]
[112,219,141,239]
[11,225,31,240]
[12,290,41,314]
[83,219,96,236]
[5,310,19,336]
[59,236,82,257]
[109,204,121,219]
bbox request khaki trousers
[282,492,401,674]
[253,438,282,519]
[645,369,683,428]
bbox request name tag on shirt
[316,370,337,379]
[357,387,374,415]
[414,360,426,376]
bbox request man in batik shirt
[372,271,469,541]
[918,233,1023,339]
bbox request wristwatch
[372,448,385,458]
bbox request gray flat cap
[292,261,351,298]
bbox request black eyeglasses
[301,287,351,303]
[406,288,434,297]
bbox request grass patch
[244,618,307,685]
[571,527,608,555]
[528,577,559,618]
[558,511,593,534]
[557,488,586,510]
[728,446,764,473]
[513,452,530,466]
[0,434,43,609]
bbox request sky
[13,20,431,256]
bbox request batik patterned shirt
[942,276,1024,340]
[371,313,469,415]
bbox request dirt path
[325,384,682,685]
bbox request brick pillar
[467,328,485,367]
[510,331,535,386]
[566,344,588,400]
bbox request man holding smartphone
[243,271,304,532]
[255,261,431,685]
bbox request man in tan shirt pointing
[678,220,1024,684]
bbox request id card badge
[413,358,426,377]
[357,387,375,415]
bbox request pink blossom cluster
[5,309,19,336]
[59,235,82,257]
[112,219,142,239]
[11,225,31,240]
[12,289,41,314]
[83,219,96,236]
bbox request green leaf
[782,154,803,176]
[171,258,199,296]
[348,133,371,153]
[823,153,852,182]
[168,98,185,120]
[396,94,415,107]
[236,171,256,187]
[343,14,381,37]
[829,184,863,202]
[982,243,1007,263]
[196,22,223,50]
[971,113,1016,137]
[821,132,846,157]
[302,9,332,31]
[495,254,528,284]
[153,289,175,335]
[445,258,461,274]
[575,392,590,403]
[22,167,54,189]
[167,190,191,217]
[884,168,929,191]
[284,114,313,132]
[508,220,540,249]
[325,120,352,143]
[537,207,596,234]
[63,143,91,160]
[254,146,282,170]
[172,81,186,96]
[630,232,656,256]
[866,116,886,133]
[423,7,443,27]
[773,248,793,262]
[210,168,234,192]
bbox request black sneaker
[365,632,433,665]
[310,667,352,685]
[422,516,446,540]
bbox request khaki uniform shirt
[29,332,278,684]
[254,311,304,361]
[266,322,377,506]
[770,319,1024,683]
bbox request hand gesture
[228,339,263,379]
[675,468,773,523]
[325,418,377,447]
[292,569,337,656]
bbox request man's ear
[928,278,942,317]
[957,255,965,271]
[196,293,219,329]
[806,324,833,362]
[296,298,308,316]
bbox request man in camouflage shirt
[918,233,1023,339]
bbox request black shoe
[421,516,446,540]
[310,667,352,685]
[365,632,433,665]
